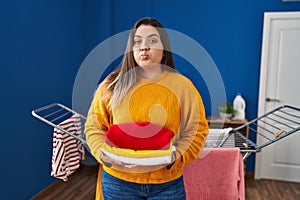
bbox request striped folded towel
[51,114,85,181]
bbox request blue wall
[0,0,85,199]
[1,0,300,199]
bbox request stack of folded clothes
[101,122,175,166]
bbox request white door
[255,12,300,182]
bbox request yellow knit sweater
[85,69,208,184]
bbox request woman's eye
[133,40,142,45]
[149,39,158,44]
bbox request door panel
[256,12,300,182]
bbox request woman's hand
[100,152,123,167]
[100,152,137,168]
[100,149,177,169]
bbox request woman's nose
[140,47,150,51]
[140,41,150,51]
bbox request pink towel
[183,148,245,200]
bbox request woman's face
[133,25,164,70]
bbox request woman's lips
[140,54,149,60]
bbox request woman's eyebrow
[147,34,159,38]
[134,34,160,38]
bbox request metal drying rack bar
[32,103,89,150]
[214,105,300,160]
[32,103,300,160]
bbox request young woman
[85,17,208,200]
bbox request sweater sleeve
[174,78,209,166]
[84,86,111,164]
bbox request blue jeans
[102,170,186,200]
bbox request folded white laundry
[101,145,176,166]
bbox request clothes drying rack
[32,103,300,160]
[31,103,90,152]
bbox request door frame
[255,11,300,179]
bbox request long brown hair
[100,17,176,108]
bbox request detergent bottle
[233,94,246,120]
